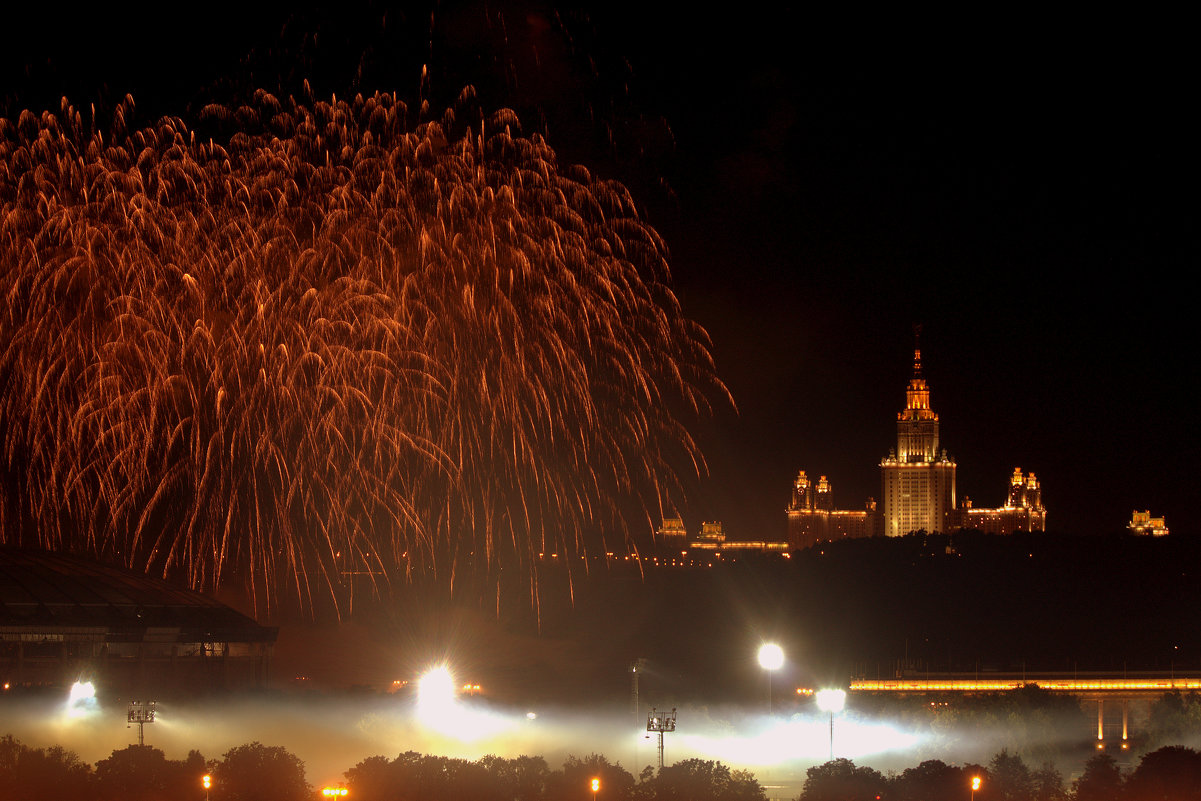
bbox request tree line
[799,747,1201,800]
[4,733,1201,801]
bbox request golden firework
[0,90,726,613]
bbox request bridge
[850,672,1201,751]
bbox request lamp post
[970,775,982,800]
[815,689,847,761]
[757,643,784,714]
[591,777,600,800]
[202,774,211,801]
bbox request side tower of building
[787,470,878,549]
[880,347,957,536]
[961,468,1047,533]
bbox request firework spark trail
[0,88,727,612]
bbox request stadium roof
[0,547,275,641]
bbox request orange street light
[322,788,348,797]
[202,774,211,801]
[591,776,600,799]
[970,775,982,800]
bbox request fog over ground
[5,679,1138,792]
[3,688,927,788]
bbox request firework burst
[0,88,726,613]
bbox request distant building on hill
[657,516,688,551]
[960,468,1047,534]
[788,342,1046,549]
[786,471,878,544]
[654,518,788,556]
[1128,510,1169,536]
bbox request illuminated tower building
[879,347,957,536]
[786,339,1044,547]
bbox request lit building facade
[786,471,878,549]
[960,468,1046,533]
[657,518,789,555]
[1128,510,1169,536]
[787,345,1046,547]
[880,348,957,536]
[657,516,688,551]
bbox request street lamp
[591,777,600,800]
[970,775,982,800]
[202,774,211,801]
[815,689,847,761]
[757,643,784,714]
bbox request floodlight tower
[127,700,157,746]
[630,658,648,716]
[815,689,847,760]
[646,707,677,770]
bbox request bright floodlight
[416,665,457,724]
[66,681,97,717]
[816,688,847,714]
[67,681,95,706]
[418,666,456,702]
[757,643,784,671]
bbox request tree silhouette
[546,754,636,801]
[478,754,552,801]
[211,742,308,801]
[798,758,886,801]
[988,749,1033,801]
[94,744,208,801]
[890,759,971,801]
[0,734,93,800]
[1071,753,1123,801]
[636,758,766,800]
[1124,745,1201,800]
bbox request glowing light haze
[0,90,727,611]
[815,688,846,714]
[4,688,923,787]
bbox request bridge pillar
[1122,699,1129,750]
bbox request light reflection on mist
[0,692,924,785]
[677,713,922,766]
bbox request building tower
[880,345,957,536]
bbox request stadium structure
[1,547,276,695]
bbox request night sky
[3,3,1195,543]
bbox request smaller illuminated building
[657,516,688,551]
[659,519,788,556]
[1128,510,1169,536]
[787,471,879,549]
[959,468,1046,534]
[691,521,727,550]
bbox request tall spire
[903,325,934,418]
[912,323,923,379]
